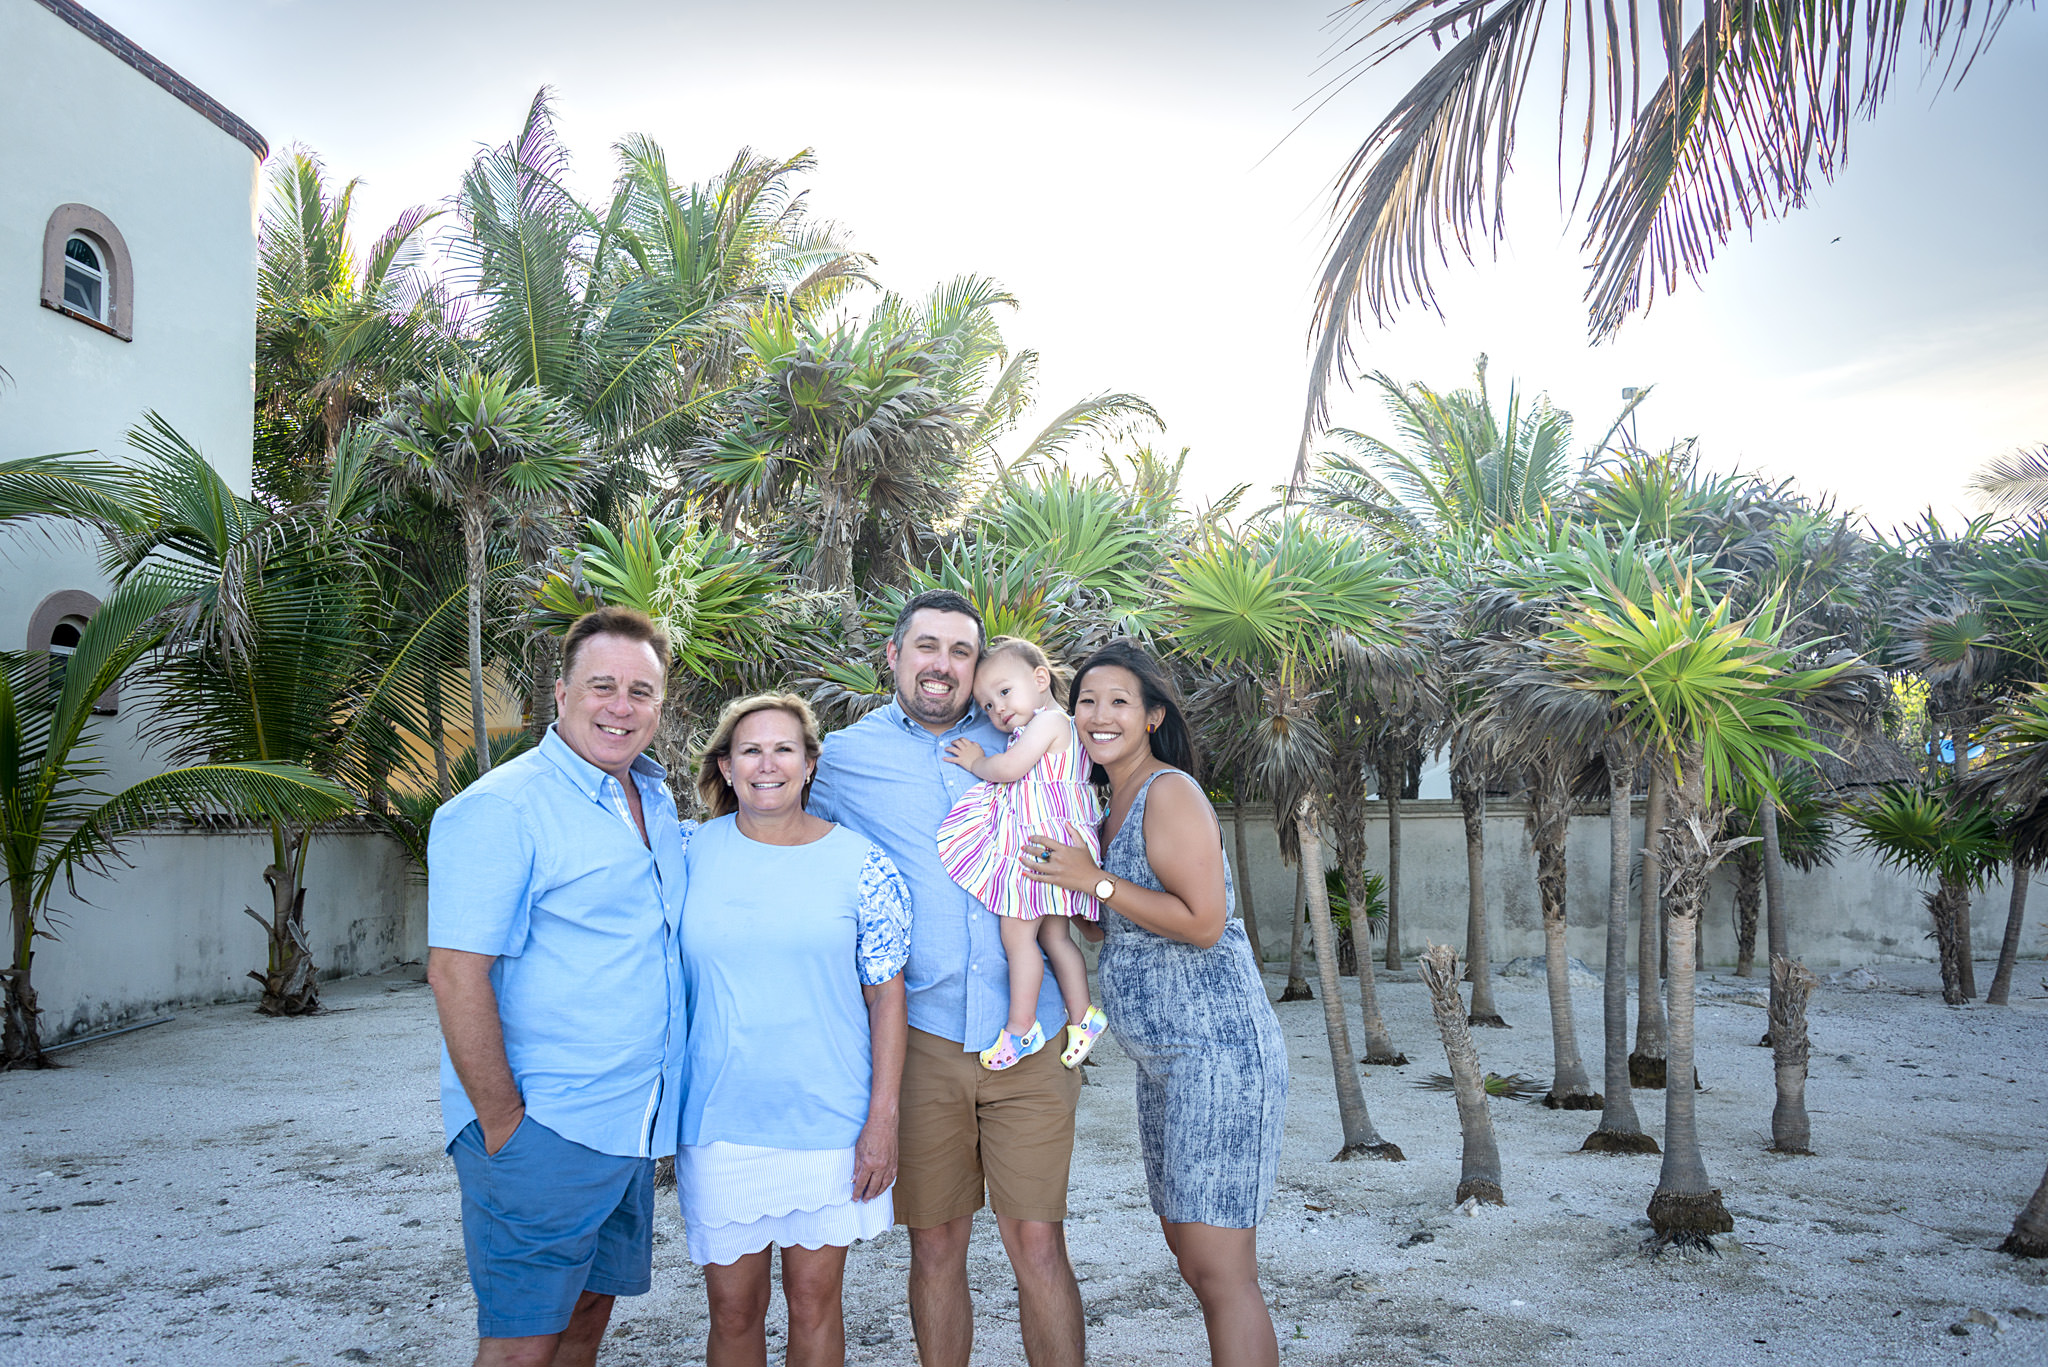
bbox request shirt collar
[541,725,667,801]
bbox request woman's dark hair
[1068,640,1200,782]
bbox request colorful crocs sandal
[1060,1006,1108,1068]
[979,1022,1046,1071]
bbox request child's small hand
[944,739,985,771]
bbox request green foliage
[1546,571,1842,802]
[1845,785,2007,892]
[1729,766,1838,873]
[532,504,783,684]
[1323,866,1388,935]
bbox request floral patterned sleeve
[855,846,912,987]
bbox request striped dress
[936,709,1103,922]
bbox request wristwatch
[1093,875,1116,901]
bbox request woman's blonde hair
[695,692,823,819]
[981,635,1070,705]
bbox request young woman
[1022,641,1288,1367]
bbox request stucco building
[4,0,421,1044]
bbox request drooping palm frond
[1300,0,2023,471]
[1968,445,2048,518]
[0,453,143,539]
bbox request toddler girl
[936,636,1108,1070]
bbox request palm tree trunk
[426,673,451,801]
[1418,944,1503,1204]
[1586,738,1656,1153]
[1231,795,1264,965]
[1930,882,1969,1006]
[1757,791,1788,1043]
[1382,741,1404,972]
[1987,859,2033,1007]
[1532,768,1599,1110]
[1299,796,1402,1161]
[1760,795,1789,962]
[1951,726,1977,1000]
[1632,762,1670,1088]
[248,821,320,1017]
[1733,853,1761,978]
[2002,1157,2048,1257]
[811,473,859,599]
[1458,773,1508,1027]
[2,882,47,1069]
[460,502,494,776]
[1646,766,1735,1250]
[1340,855,1406,1066]
[1768,954,1817,1154]
[1281,863,1313,1002]
[527,632,559,748]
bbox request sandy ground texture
[4,958,2046,1367]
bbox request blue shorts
[449,1117,656,1339]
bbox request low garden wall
[1222,800,2045,973]
[30,798,2043,1040]
[31,824,425,1044]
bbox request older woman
[676,693,910,1367]
[1025,641,1287,1367]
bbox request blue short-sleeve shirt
[428,727,687,1159]
[676,817,910,1150]
[809,699,1067,1052]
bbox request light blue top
[428,727,687,1159]
[677,816,910,1150]
[810,699,1067,1051]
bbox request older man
[809,589,1086,1367]
[426,607,686,1367]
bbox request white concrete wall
[1,0,262,792]
[1222,801,2046,973]
[32,827,425,1043]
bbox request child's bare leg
[998,916,1044,1036]
[1037,915,1092,1018]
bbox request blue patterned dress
[1098,769,1287,1228]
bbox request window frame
[41,205,133,342]
[26,590,118,714]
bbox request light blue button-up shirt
[428,727,687,1159]
[811,698,1067,1052]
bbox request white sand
[3,959,2045,1366]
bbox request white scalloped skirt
[676,1140,894,1266]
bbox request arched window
[26,591,117,714]
[62,236,107,320]
[41,205,134,341]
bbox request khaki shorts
[895,1026,1082,1227]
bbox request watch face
[1094,878,1115,899]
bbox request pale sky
[90,0,2048,534]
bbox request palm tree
[1969,683,2048,1005]
[1297,0,2022,470]
[106,420,441,1013]
[1845,787,2007,1006]
[1417,944,1506,1205]
[1324,697,1406,1065]
[1544,572,1843,1248]
[3,576,352,1065]
[1164,520,1410,1160]
[1766,955,1820,1154]
[255,148,448,504]
[378,371,592,776]
[453,94,863,467]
